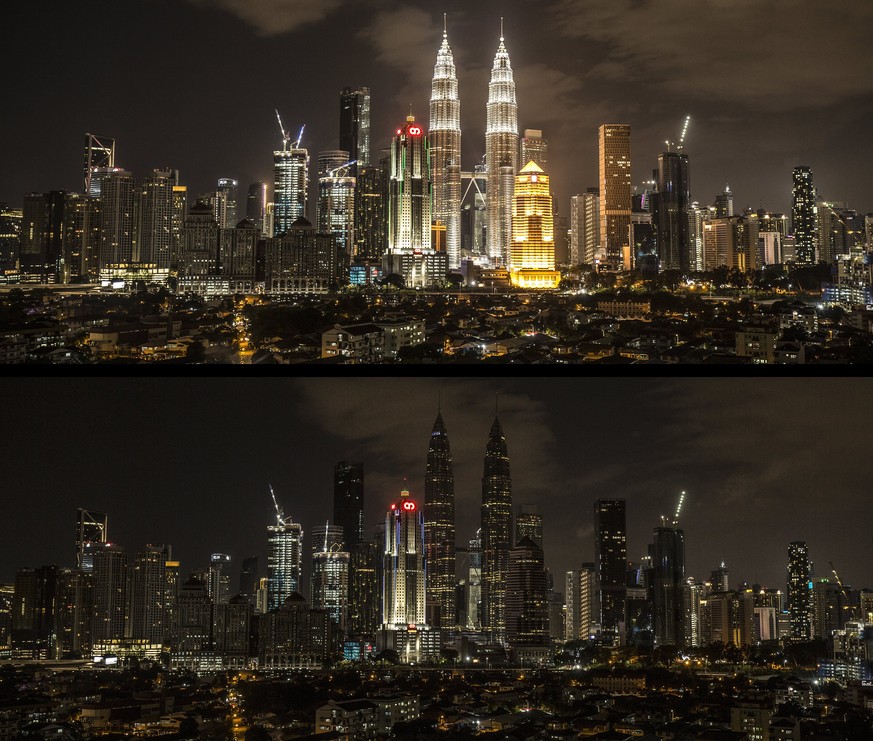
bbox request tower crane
[268,484,285,526]
[828,560,859,622]
[673,490,686,526]
[294,124,306,150]
[275,110,290,152]
[677,115,692,150]
[327,160,358,178]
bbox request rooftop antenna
[275,110,290,152]
[323,520,329,553]
[500,16,504,41]
[443,12,447,38]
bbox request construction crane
[828,560,859,622]
[673,490,686,526]
[268,484,285,527]
[294,124,306,150]
[677,115,692,150]
[275,110,290,152]
[327,160,357,178]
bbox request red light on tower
[402,500,416,511]
[390,503,396,510]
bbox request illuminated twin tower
[422,18,558,288]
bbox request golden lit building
[509,161,561,289]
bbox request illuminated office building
[267,512,304,611]
[311,524,350,634]
[274,139,309,236]
[316,150,355,255]
[792,167,816,264]
[595,499,626,646]
[424,409,455,630]
[787,540,811,640]
[429,22,462,269]
[485,29,519,267]
[509,161,560,288]
[598,124,632,270]
[340,87,371,172]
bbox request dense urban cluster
[3,415,872,737]
[1,23,871,363]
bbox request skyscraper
[480,415,513,642]
[207,553,231,605]
[429,21,462,270]
[381,488,435,662]
[353,164,387,259]
[655,151,691,271]
[792,166,816,264]
[565,565,595,642]
[570,188,600,265]
[509,160,560,288]
[76,509,108,571]
[520,129,548,173]
[84,133,115,196]
[246,182,268,235]
[515,505,543,548]
[485,27,519,267]
[99,169,136,269]
[139,169,176,268]
[311,524,350,635]
[787,540,811,640]
[267,488,304,610]
[505,537,550,649]
[650,523,686,646]
[333,462,364,549]
[598,124,632,270]
[89,543,127,643]
[273,131,309,236]
[127,544,167,644]
[215,178,239,228]
[238,556,259,600]
[339,87,371,172]
[595,499,627,646]
[387,114,432,253]
[316,150,355,256]
[424,409,456,630]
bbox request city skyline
[2,377,870,599]
[3,1,872,220]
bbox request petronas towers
[423,408,513,644]
[428,19,519,270]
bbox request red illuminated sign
[408,126,422,136]
[402,501,416,511]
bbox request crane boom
[674,490,686,524]
[294,124,306,150]
[678,115,691,149]
[828,560,859,621]
[275,110,290,151]
[268,484,284,526]
[328,159,357,178]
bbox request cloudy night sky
[2,378,870,597]
[3,0,873,218]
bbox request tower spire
[500,16,504,41]
[443,12,447,38]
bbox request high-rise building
[480,415,513,642]
[598,124,632,270]
[429,23,462,270]
[655,151,691,271]
[127,545,167,645]
[348,541,378,637]
[89,543,127,642]
[424,409,456,630]
[177,199,219,280]
[99,169,136,269]
[787,541,811,640]
[565,565,595,642]
[353,164,387,259]
[76,509,108,571]
[238,557,259,600]
[466,531,482,630]
[595,499,627,646]
[334,462,364,549]
[714,185,734,219]
[84,133,116,195]
[214,178,239,229]
[384,115,446,287]
[515,505,543,548]
[316,150,355,256]
[267,491,304,611]
[387,114,432,254]
[485,30,519,267]
[11,566,61,659]
[505,537,550,649]
[246,182,268,235]
[710,562,730,592]
[570,189,600,265]
[381,488,435,662]
[311,524,350,635]
[139,169,176,268]
[791,167,816,264]
[273,133,309,236]
[650,523,685,646]
[520,129,548,173]
[0,203,22,272]
[207,553,231,605]
[340,87,371,172]
[508,161,560,288]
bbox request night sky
[3,378,871,598]
[4,1,873,218]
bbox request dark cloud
[551,0,873,110]
[187,0,353,35]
